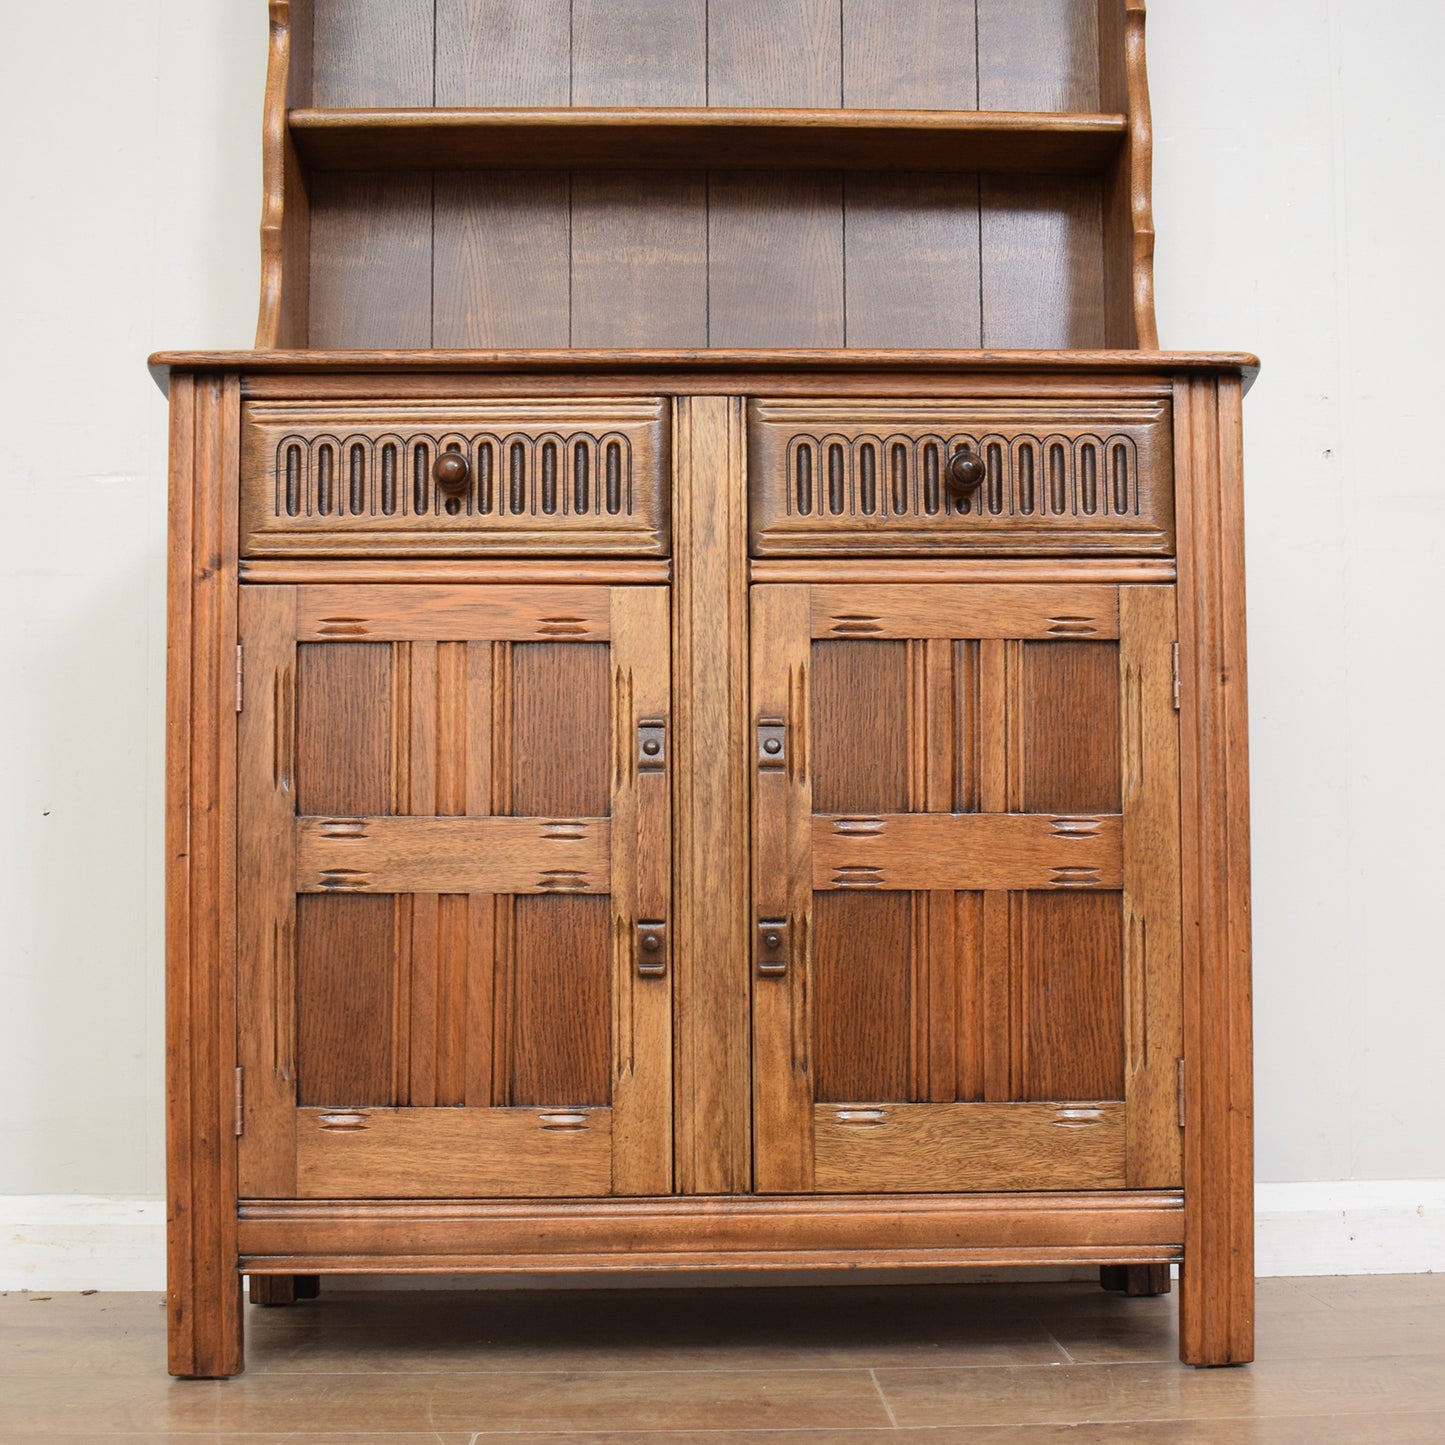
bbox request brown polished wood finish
[165,0,1251,1380]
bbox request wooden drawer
[748,399,1174,556]
[240,398,670,557]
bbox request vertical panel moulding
[750,583,813,1191]
[489,640,516,1108]
[405,641,439,1107]
[610,587,673,1195]
[463,641,496,1107]
[434,643,469,1107]
[673,397,753,1194]
[1175,376,1254,1366]
[976,637,1022,1102]
[387,642,412,1104]
[1120,585,1183,1188]
[166,373,243,1378]
[236,585,299,1198]
[952,638,984,1102]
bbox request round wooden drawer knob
[433,451,471,492]
[947,445,988,494]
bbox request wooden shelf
[288,107,1128,175]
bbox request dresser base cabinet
[163,355,1252,1377]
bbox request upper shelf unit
[259,0,1157,353]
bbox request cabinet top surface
[150,348,1260,393]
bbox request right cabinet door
[751,582,1183,1194]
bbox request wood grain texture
[810,639,908,814]
[307,173,432,349]
[509,641,611,816]
[294,1106,612,1197]
[749,584,815,1192]
[236,586,300,1197]
[1016,890,1125,1101]
[433,172,569,349]
[289,107,1128,174]
[812,812,1124,892]
[165,374,243,1378]
[294,584,612,643]
[434,0,568,106]
[810,584,1120,640]
[813,1102,1125,1192]
[608,587,673,1194]
[844,172,983,349]
[294,894,396,1105]
[571,172,708,348]
[573,0,707,106]
[1175,375,1254,1366]
[843,0,977,109]
[708,173,845,348]
[509,895,613,1107]
[293,815,611,895]
[981,174,1106,349]
[312,0,432,106]
[708,0,842,107]
[977,0,1100,112]
[239,1189,1184,1264]
[672,397,752,1193]
[1021,641,1122,812]
[257,2,310,347]
[1120,584,1183,1189]
[812,891,912,1102]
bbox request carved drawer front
[749,399,1174,556]
[240,398,670,557]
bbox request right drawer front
[749,399,1174,556]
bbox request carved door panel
[236,584,670,1199]
[751,583,1182,1194]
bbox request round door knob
[433,450,471,492]
[947,445,988,494]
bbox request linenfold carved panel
[241,399,670,557]
[749,399,1174,556]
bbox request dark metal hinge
[236,645,245,713]
[234,1067,245,1137]
[1171,643,1182,712]
[1177,1058,1186,1129]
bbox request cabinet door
[236,584,670,1199]
[751,582,1182,1193]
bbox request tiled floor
[3,1275,1444,1440]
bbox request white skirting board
[3,1184,1443,1292]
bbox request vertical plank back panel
[976,0,1100,112]
[435,0,570,106]
[308,174,433,349]
[572,172,709,348]
[981,175,1105,349]
[708,0,842,107]
[312,0,433,106]
[574,0,707,105]
[434,173,570,349]
[844,173,983,349]
[842,0,977,109]
[709,173,845,348]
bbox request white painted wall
[1,2,1442,1278]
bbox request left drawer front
[240,399,670,557]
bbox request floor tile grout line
[869,1365,901,1429]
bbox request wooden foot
[249,1274,322,1306]
[1101,1264,1172,1297]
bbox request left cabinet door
[235,583,672,1200]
